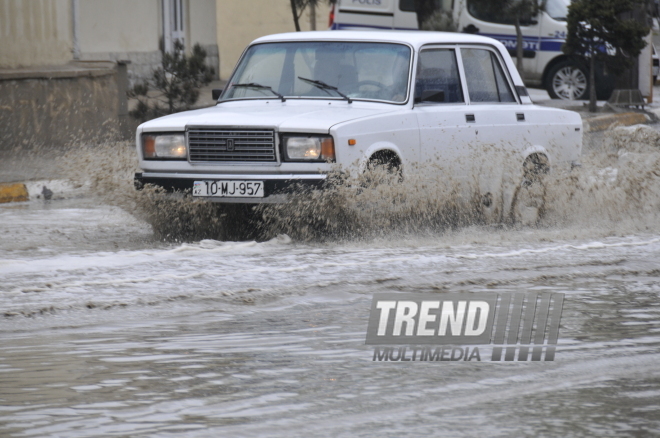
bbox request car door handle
[517,113,525,122]
[466,114,475,123]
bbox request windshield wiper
[297,76,352,103]
[230,82,286,102]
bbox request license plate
[193,180,264,198]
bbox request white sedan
[134,31,582,224]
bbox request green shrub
[128,40,214,123]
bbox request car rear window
[461,48,516,103]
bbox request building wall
[216,0,331,79]
[0,68,123,150]
[188,0,219,78]
[189,0,217,46]
[78,0,160,53]
[1,0,218,83]
[77,0,162,84]
[0,0,73,68]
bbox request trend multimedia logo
[366,293,564,362]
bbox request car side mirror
[420,90,445,103]
[212,88,223,100]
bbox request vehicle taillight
[328,4,335,28]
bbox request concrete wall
[216,0,331,79]
[0,66,129,150]
[0,0,73,68]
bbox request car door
[413,46,476,183]
[457,45,527,210]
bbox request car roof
[253,30,503,50]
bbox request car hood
[138,100,401,133]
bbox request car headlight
[142,134,187,160]
[283,135,335,162]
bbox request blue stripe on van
[480,33,564,53]
[539,39,564,52]
[328,26,566,53]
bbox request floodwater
[1,127,660,437]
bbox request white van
[330,0,615,100]
[329,0,419,31]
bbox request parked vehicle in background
[134,31,582,224]
[455,0,617,100]
[330,0,617,100]
[329,0,419,30]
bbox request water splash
[55,125,660,242]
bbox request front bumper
[134,172,327,203]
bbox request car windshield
[543,0,570,21]
[223,42,412,103]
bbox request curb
[0,180,88,204]
[583,112,651,132]
[0,183,29,203]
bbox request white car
[135,31,582,223]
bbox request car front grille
[187,129,277,162]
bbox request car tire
[509,154,548,226]
[546,61,589,101]
[364,153,402,187]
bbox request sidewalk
[529,87,657,132]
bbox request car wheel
[546,61,589,100]
[364,152,402,187]
[509,154,548,225]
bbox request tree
[290,0,334,32]
[421,9,458,32]
[507,0,538,75]
[128,40,214,123]
[414,0,437,30]
[564,0,649,112]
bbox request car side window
[415,48,464,104]
[461,48,516,103]
[399,0,415,12]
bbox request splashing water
[55,125,660,242]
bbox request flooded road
[2,127,660,437]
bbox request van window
[543,0,569,21]
[401,0,448,13]
[461,48,515,103]
[400,0,416,12]
[466,0,535,25]
[415,49,464,103]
